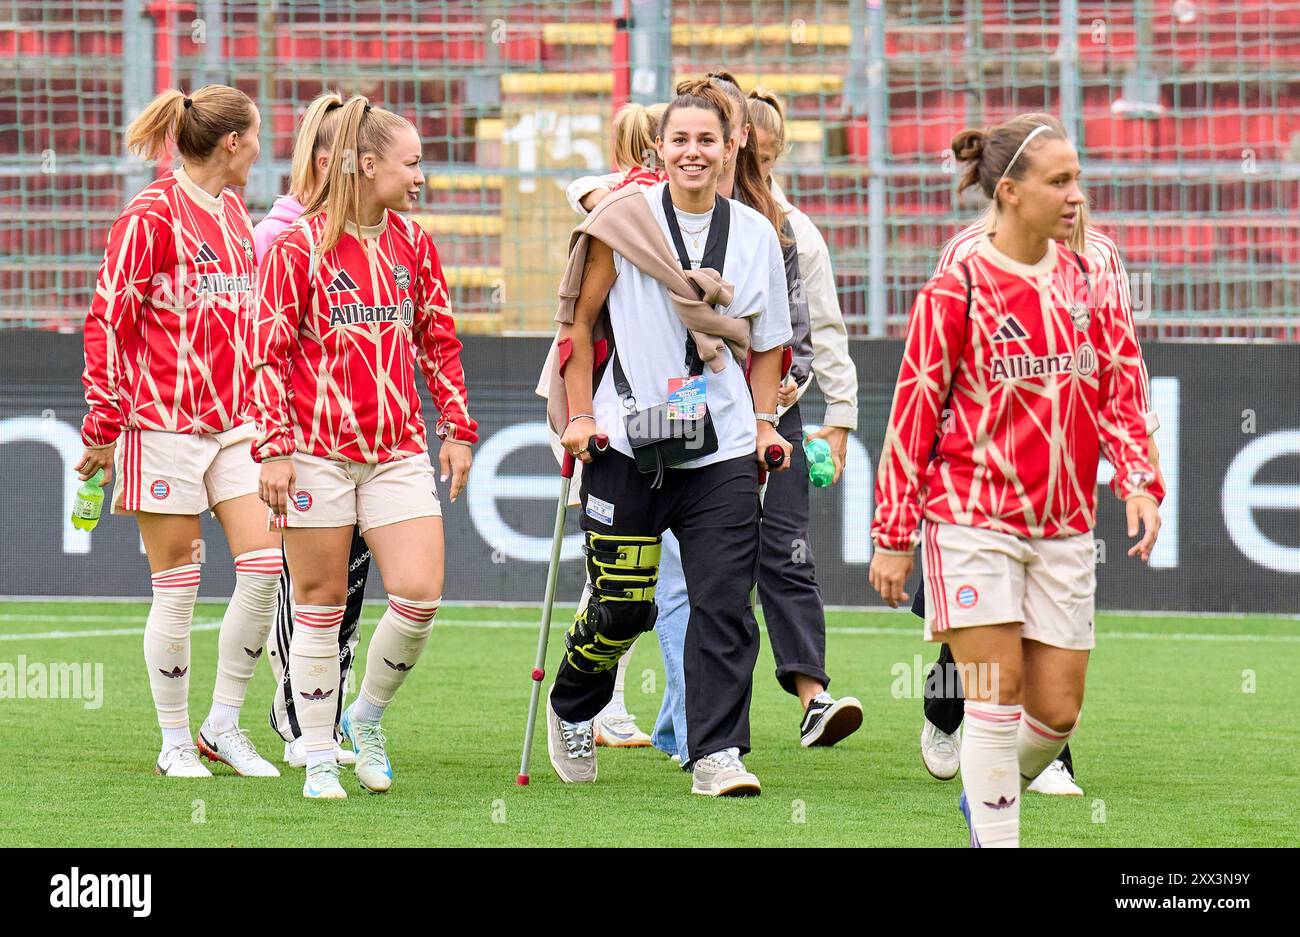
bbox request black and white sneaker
[799,692,863,748]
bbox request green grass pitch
[1,601,1296,847]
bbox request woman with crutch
[540,79,793,796]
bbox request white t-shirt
[592,182,792,468]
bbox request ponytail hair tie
[363,103,372,114]
[183,97,193,109]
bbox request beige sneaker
[546,689,596,783]
[691,748,760,797]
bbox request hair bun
[951,128,985,162]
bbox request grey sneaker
[690,747,761,797]
[546,689,596,783]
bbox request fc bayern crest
[1069,302,1091,331]
[393,264,411,290]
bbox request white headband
[998,124,1052,181]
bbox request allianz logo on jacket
[325,269,413,328]
[328,298,414,328]
[190,241,251,294]
[990,342,1098,382]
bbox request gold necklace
[680,221,710,249]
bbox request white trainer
[1027,759,1084,796]
[196,721,280,777]
[595,711,652,748]
[284,737,357,768]
[920,719,961,780]
[340,704,392,793]
[303,760,347,799]
[155,744,213,778]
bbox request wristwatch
[755,411,779,428]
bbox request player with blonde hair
[253,96,477,799]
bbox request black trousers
[551,451,761,761]
[270,527,371,741]
[748,403,829,696]
[917,580,1075,776]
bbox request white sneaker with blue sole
[303,760,347,799]
[341,703,393,793]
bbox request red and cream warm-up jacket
[249,209,477,464]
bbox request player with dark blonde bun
[917,114,1162,798]
[870,116,1162,847]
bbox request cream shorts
[920,521,1097,651]
[274,451,441,534]
[113,424,259,515]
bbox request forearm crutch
[516,431,608,785]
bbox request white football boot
[284,737,357,768]
[155,744,213,778]
[303,760,347,799]
[340,703,393,793]
[196,721,280,777]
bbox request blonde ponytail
[126,84,254,164]
[746,87,787,155]
[288,91,345,204]
[612,102,667,172]
[304,95,410,255]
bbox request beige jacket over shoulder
[770,179,858,430]
[538,182,749,439]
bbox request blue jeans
[651,530,690,761]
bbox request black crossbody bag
[608,187,729,486]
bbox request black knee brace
[564,532,661,675]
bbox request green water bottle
[71,468,106,532]
[804,436,835,488]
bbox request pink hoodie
[252,194,306,264]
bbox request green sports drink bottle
[71,468,106,532]
[804,436,835,488]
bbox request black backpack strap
[661,184,730,277]
[1068,248,1093,296]
[659,185,731,376]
